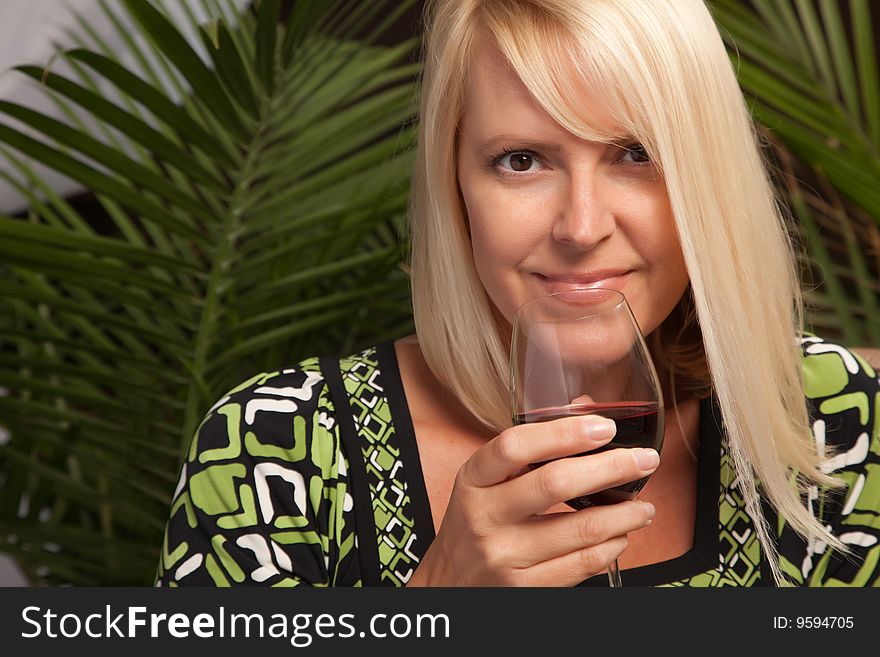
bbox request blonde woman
[156,0,880,587]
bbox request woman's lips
[534,271,633,295]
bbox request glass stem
[607,558,623,587]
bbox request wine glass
[509,287,665,587]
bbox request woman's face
[457,46,690,338]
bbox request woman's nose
[550,175,616,250]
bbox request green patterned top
[155,337,880,587]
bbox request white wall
[0,553,28,586]
[0,0,99,212]
[0,0,248,214]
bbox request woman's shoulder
[791,336,880,586]
[799,335,879,444]
[187,346,391,465]
[158,350,382,587]
[214,357,326,411]
[797,334,879,528]
[797,333,879,486]
[204,347,387,423]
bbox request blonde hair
[409,0,844,585]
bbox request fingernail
[584,417,616,440]
[633,448,659,471]
[640,501,656,519]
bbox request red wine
[516,401,664,509]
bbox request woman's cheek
[470,208,533,270]
[469,215,508,278]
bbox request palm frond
[711,0,880,347]
[0,0,417,585]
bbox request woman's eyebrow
[607,135,640,147]
[474,136,564,154]
[472,132,638,155]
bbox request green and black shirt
[156,336,880,587]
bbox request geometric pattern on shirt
[664,335,880,587]
[155,336,879,589]
[774,336,880,586]
[341,347,421,586]
[662,434,763,587]
[154,359,359,587]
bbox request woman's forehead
[461,40,630,143]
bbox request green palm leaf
[710,0,880,347]
[0,0,417,585]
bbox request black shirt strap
[319,356,385,586]
[758,497,780,587]
[376,341,437,546]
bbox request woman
[156,0,880,587]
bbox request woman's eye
[496,151,539,173]
[619,144,650,164]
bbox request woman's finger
[459,415,617,488]
[512,501,655,567]
[493,446,659,520]
[520,535,631,587]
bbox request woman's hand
[406,415,658,586]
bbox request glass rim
[513,287,629,322]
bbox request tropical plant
[2,0,877,588]
[709,0,880,347]
[0,0,418,585]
